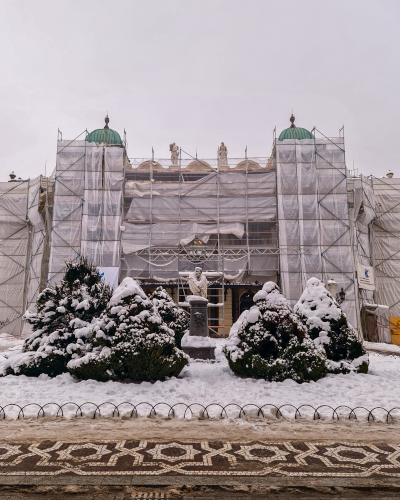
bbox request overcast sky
[0,0,399,181]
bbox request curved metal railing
[0,402,398,423]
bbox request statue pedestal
[181,296,215,360]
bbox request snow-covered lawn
[0,339,399,421]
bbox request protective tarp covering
[48,139,86,284]
[122,222,245,253]
[121,162,278,282]
[276,138,357,329]
[371,177,400,342]
[80,146,124,268]
[0,181,29,335]
[49,140,124,285]
[349,175,375,299]
[25,176,46,315]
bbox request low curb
[1,476,400,487]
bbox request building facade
[0,116,396,341]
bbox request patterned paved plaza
[1,440,400,478]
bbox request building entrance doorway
[240,290,255,315]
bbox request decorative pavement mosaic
[1,441,400,478]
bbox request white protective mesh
[80,146,124,267]
[121,158,278,283]
[371,177,400,341]
[25,176,46,314]
[49,140,124,285]
[0,181,29,335]
[276,137,357,328]
[48,140,86,284]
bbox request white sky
[0,0,399,181]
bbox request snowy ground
[0,339,400,421]
[364,340,400,356]
[0,333,25,353]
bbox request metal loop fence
[0,402,399,423]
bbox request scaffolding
[5,128,400,342]
[275,133,358,331]
[48,134,125,286]
[344,174,375,338]
[24,175,47,314]
[48,135,87,285]
[120,153,279,335]
[369,176,400,341]
[0,180,30,335]
[80,144,125,270]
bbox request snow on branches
[68,278,189,382]
[294,277,368,374]
[150,287,189,349]
[224,282,328,383]
[3,258,113,377]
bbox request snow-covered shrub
[280,336,328,383]
[294,277,368,374]
[5,258,113,377]
[68,278,189,382]
[224,282,328,382]
[150,287,189,348]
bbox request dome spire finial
[104,113,109,130]
[290,113,296,129]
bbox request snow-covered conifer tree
[6,257,113,377]
[224,282,328,382]
[150,287,189,348]
[294,277,368,374]
[68,278,189,382]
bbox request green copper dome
[278,114,314,141]
[86,115,123,146]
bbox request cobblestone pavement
[1,439,400,477]
[2,440,400,498]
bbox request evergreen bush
[294,277,368,374]
[68,278,189,382]
[9,257,113,377]
[150,286,189,348]
[224,282,328,382]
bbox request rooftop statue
[169,142,179,166]
[188,267,208,299]
[218,142,228,167]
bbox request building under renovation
[0,115,397,342]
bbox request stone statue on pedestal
[218,142,228,167]
[188,267,208,299]
[169,142,179,166]
[181,267,215,360]
[326,278,338,297]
